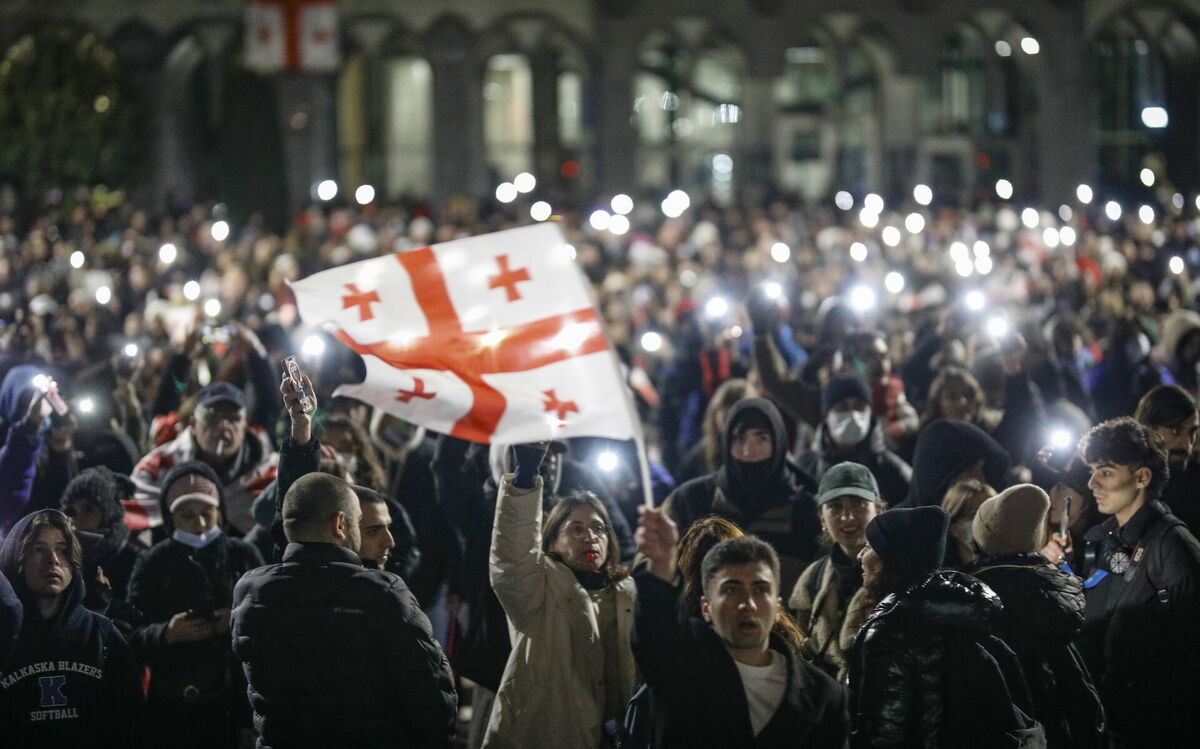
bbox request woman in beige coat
[483,445,637,749]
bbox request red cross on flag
[244,0,339,72]
[290,224,639,444]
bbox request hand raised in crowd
[20,387,51,434]
[637,506,679,583]
[164,610,217,644]
[280,372,316,445]
[47,412,77,452]
[1041,531,1071,566]
[229,321,266,357]
[1000,331,1028,375]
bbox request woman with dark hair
[59,466,141,627]
[127,460,264,749]
[675,378,752,484]
[485,444,636,749]
[320,414,388,493]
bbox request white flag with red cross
[290,224,639,444]
[244,0,339,72]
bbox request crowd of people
[1,181,1200,747]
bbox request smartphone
[32,374,69,416]
[282,356,315,413]
[115,346,139,378]
[200,325,232,345]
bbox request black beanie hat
[865,506,949,578]
[822,373,872,416]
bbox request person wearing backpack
[966,484,1105,747]
[1076,417,1200,746]
[846,506,1046,748]
[787,462,882,679]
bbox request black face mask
[731,458,777,514]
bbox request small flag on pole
[291,224,639,445]
[245,0,339,72]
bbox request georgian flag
[291,224,639,444]
[245,0,339,72]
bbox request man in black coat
[1077,417,1200,745]
[231,471,457,748]
[966,484,1104,747]
[664,398,821,595]
[796,374,912,507]
[634,507,848,748]
[1134,384,1200,532]
[0,509,144,748]
[846,506,1045,747]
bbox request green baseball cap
[816,462,880,505]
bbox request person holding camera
[127,460,263,748]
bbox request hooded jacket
[847,570,1044,748]
[664,398,821,596]
[904,419,1011,508]
[61,467,141,626]
[126,461,263,718]
[0,511,144,748]
[967,554,1104,748]
[796,419,912,507]
[1,567,20,667]
[0,365,45,539]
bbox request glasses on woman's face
[563,521,607,541]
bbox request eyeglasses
[563,522,607,540]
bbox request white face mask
[827,409,871,447]
[172,527,223,550]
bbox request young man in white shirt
[633,507,848,747]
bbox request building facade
[0,0,1197,219]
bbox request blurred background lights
[95,286,111,305]
[354,185,375,205]
[123,343,139,357]
[1060,226,1077,245]
[158,243,177,264]
[763,281,782,300]
[849,242,868,262]
[610,194,633,215]
[1140,168,1156,187]
[965,290,986,311]
[1021,207,1039,229]
[949,242,969,263]
[995,40,1012,57]
[1105,201,1122,221]
[203,298,221,317]
[588,209,612,231]
[881,226,902,247]
[1042,227,1060,248]
[834,191,854,211]
[608,214,630,236]
[596,451,620,473]
[77,397,95,414]
[913,184,933,206]
[530,201,552,221]
[705,296,729,319]
[863,193,884,213]
[640,331,663,352]
[1170,256,1185,275]
[1020,37,1040,55]
[849,285,876,312]
[1050,428,1072,449]
[1076,184,1093,203]
[211,220,230,242]
[661,189,690,218]
[956,259,974,277]
[995,179,1013,200]
[495,182,517,203]
[316,180,338,201]
[1141,106,1169,129]
[183,281,201,301]
[302,334,326,358]
[986,315,1010,338]
[884,272,905,294]
[905,212,925,233]
[975,256,994,274]
[859,209,879,229]
[1139,205,1155,224]
[69,250,85,269]
[513,172,536,193]
[771,242,791,263]
[973,240,990,258]
[1059,205,1074,222]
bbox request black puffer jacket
[796,419,912,507]
[968,554,1104,748]
[231,542,457,748]
[846,570,1044,748]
